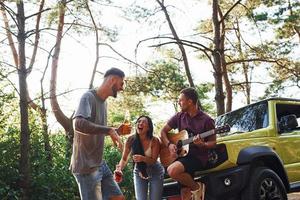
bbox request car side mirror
[278,114,298,133]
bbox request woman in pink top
[115,116,165,200]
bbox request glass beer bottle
[122,110,131,135]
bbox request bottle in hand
[121,110,132,135]
[114,170,123,183]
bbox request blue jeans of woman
[133,161,165,200]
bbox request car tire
[241,167,287,200]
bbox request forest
[0,0,299,199]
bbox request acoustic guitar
[160,125,230,167]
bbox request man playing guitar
[160,87,216,200]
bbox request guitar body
[159,125,230,167]
[160,130,189,167]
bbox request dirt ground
[288,192,300,200]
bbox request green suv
[162,98,300,200]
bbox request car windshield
[215,101,268,133]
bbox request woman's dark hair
[131,115,154,178]
[135,115,153,139]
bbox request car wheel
[241,167,287,200]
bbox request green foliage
[0,126,20,200]
[0,127,78,199]
[0,104,79,199]
[125,60,214,113]
[0,95,18,132]
[195,84,215,115]
[260,79,285,99]
[254,12,268,21]
[45,0,119,41]
[0,102,136,199]
[124,4,153,23]
[126,60,189,104]
[30,134,79,200]
[262,60,300,97]
[251,0,300,39]
[108,93,150,127]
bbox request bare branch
[26,28,57,38]
[64,22,106,31]
[0,2,18,28]
[27,0,45,75]
[0,70,19,95]
[149,41,206,52]
[1,6,18,66]
[226,58,283,65]
[25,7,51,20]
[99,42,150,72]
[86,1,100,89]
[219,0,241,24]
[155,0,194,87]
[30,87,88,105]
[231,81,273,86]
[0,60,18,69]
[136,36,212,53]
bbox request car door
[275,102,300,183]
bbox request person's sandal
[191,182,205,200]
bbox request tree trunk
[16,1,31,199]
[218,6,232,112]
[212,0,225,115]
[2,0,52,163]
[30,0,52,162]
[235,18,251,104]
[41,108,52,162]
[50,0,74,145]
[86,2,100,89]
[156,0,195,88]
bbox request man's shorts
[73,161,123,200]
[176,153,206,177]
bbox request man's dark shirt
[167,110,215,166]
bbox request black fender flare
[237,146,290,191]
[237,146,277,165]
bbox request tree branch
[0,71,19,95]
[219,0,241,24]
[226,58,283,65]
[155,0,194,87]
[231,81,273,86]
[64,22,106,31]
[27,0,45,75]
[98,42,150,72]
[86,1,100,89]
[1,6,18,66]
[136,36,212,53]
[0,2,18,28]
[25,7,51,20]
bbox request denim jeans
[133,161,165,200]
[73,161,122,200]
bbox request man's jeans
[73,161,122,200]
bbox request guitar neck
[181,129,215,146]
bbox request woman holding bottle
[114,115,165,200]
